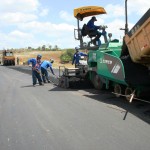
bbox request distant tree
[60,49,74,63]
[28,46,32,50]
[66,49,74,58]
[54,45,58,51]
[36,46,41,51]
[42,45,46,51]
[49,45,52,50]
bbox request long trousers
[41,67,49,82]
[32,70,42,85]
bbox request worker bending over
[41,59,55,83]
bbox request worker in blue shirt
[28,54,43,86]
[87,16,107,46]
[72,47,87,66]
[41,59,55,83]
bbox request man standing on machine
[72,47,87,67]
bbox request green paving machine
[59,1,150,102]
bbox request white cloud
[106,19,126,40]
[0,0,39,13]
[0,12,37,24]
[128,0,150,16]
[39,8,49,17]
[9,30,34,39]
[0,20,77,49]
[18,21,75,35]
[0,31,33,49]
[59,10,74,22]
[105,4,124,18]
[0,0,39,26]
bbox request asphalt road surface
[0,66,150,150]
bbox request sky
[0,0,149,50]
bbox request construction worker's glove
[28,64,32,67]
[99,25,107,30]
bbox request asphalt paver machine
[59,2,150,103]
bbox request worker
[17,57,19,65]
[72,47,87,67]
[87,16,107,46]
[28,54,43,86]
[41,59,55,83]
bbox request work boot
[48,80,51,83]
[39,82,44,86]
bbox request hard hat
[75,46,80,50]
[92,16,97,21]
[37,54,42,59]
[50,59,54,63]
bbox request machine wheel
[3,60,6,66]
[8,60,10,65]
[10,60,13,65]
[114,84,125,97]
[12,61,15,66]
[92,73,105,90]
[6,60,8,66]
[125,87,134,101]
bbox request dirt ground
[14,50,73,68]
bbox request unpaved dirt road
[0,65,150,150]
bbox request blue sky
[0,0,149,50]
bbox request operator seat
[81,24,97,38]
